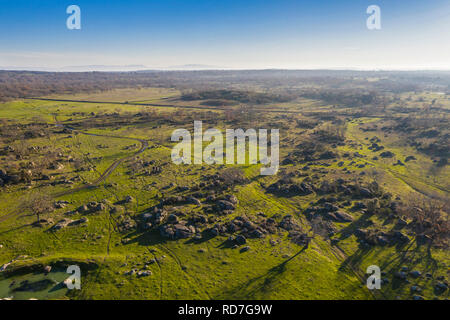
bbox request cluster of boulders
[76,201,106,214]
[324,210,354,223]
[318,151,338,160]
[114,195,134,205]
[204,214,310,247]
[266,181,314,197]
[354,228,409,247]
[138,194,240,236]
[50,217,88,231]
[143,196,238,240]
[199,173,244,191]
[54,200,69,209]
[435,280,449,292]
[149,166,162,175]
[48,175,80,186]
[162,195,201,207]
[368,137,384,152]
[143,197,291,243]
[0,169,26,186]
[117,216,137,233]
[160,222,197,240]
[305,203,354,223]
[213,194,238,215]
[266,177,379,200]
[49,162,64,170]
[0,145,15,156]
[136,187,319,248]
[380,151,395,158]
[278,215,311,246]
[121,254,163,277]
[221,216,276,239]
[124,269,152,277]
[392,266,448,299]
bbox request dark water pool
[0,270,70,300]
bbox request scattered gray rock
[217,200,236,211]
[137,270,152,277]
[410,285,422,293]
[410,270,421,278]
[396,218,408,228]
[209,227,219,236]
[167,214,178,224]
[395,271,407,280]
[160,223,195,240]
[186,196,201,206]
[324,211,354,223]
[240,246,250,253]
[235,235,247,245]
[358,187,372,198]
[50,219,73,231]
[435,282,448,291]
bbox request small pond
[0,269,70,300]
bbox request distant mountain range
[1,65,449,72]
[0,64,228,72]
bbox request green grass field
[0,88,448,300]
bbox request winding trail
[157,243,212,300]
[53,115,149,197]
[328,243,386,300]
[146,248,164,299]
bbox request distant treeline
[181,89,294,105]
[300,89,380,107]
[0,69,449,102]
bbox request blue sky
[0,0,449,70]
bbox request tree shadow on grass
[213,245,309,299]
[123,229,167,247]
[0,223,32,236]
[48,281,66,293]
[216,238,235,249]
[339,245,372,272]
[337,211,375,241]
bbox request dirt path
[157,243,212,300]
[53,115,149,197]
[328,243,386,300]
[146,248,163,299]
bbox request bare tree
[400,197,449,247]
[21,192,54,224]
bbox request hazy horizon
[2,66,450,73]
